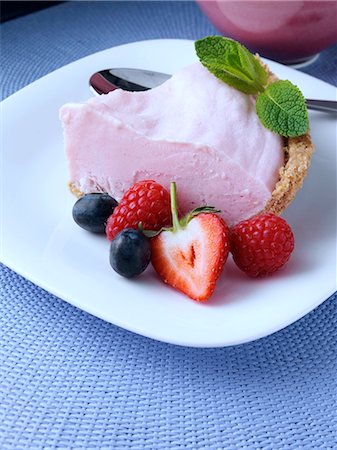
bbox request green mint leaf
[195,36,268,95]
[256,80,309,137]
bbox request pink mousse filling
[60,62,284,225]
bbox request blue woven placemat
[1,2,336,448]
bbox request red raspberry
[106,180,171,241]
[230,213,295,277]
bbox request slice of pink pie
[60,62,313,226]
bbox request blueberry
[110,229,151,278]
[72,193,118,233]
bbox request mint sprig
[195,36,309,137]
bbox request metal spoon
[90,68,337,114]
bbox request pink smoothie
[60,63,284,225]
[197,1,337,63]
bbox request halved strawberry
[149,183,230,302]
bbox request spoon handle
[90,70,337,114]
[306,99,337,113]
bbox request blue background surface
[1,2,336,448]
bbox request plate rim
[2,38,337,105]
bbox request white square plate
[1,39,336,347]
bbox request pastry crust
[68,59,314,216]
[258,56,314,215]
[264,133,314,215]
[68,181,83,198]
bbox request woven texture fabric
[1,264,336,449]
[1,2,337,448]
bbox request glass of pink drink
[197,0,337,65]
